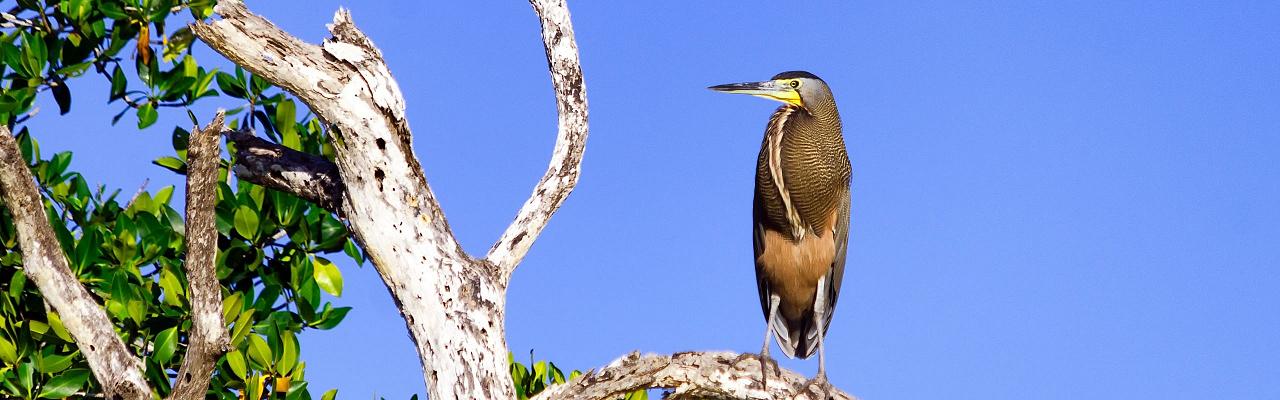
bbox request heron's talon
[802,375,832,399]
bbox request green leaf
[137,102,158,129]
[99,1,127,19]
[154,185,176,205]
[47,152,72,180]
[234,205,260,240]
[215,71,246,99]
[321,389,337,400]
[17,362,33,394]
[46,313,72,343]
[222,292,245,323]
[35,352,74,374]
[163,27,196,62]
[20,31,47,78]
[549,362,566,384]
[62,0,92,21]
[55,61,92,77]
[343,238,365,266]
[9,272,28,299]
[110,66,127,101]
[245,372,265,400]
[172,126,191,153]
[277,329,298,375]
[51,81,71,115]
[230,310,254,347]
[37,369,89,399]
[17,129,40,164]
[311,306,351,330]
[159,267,185,306]
[152,156,186,173]
[312,256,343,297]
[246,334,273,371]
[0,336,17,364]
[153,327,179,364]
[277,100,299,150]
[226,349,248,380]
[624,389,648,400]
[271,191,301,226]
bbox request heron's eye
[789,80,801,89]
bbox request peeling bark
[166,112,231,400]
[533,352,856,400]
[0,126,151,400]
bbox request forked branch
[0,127,151,400]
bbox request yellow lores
[710,71,850,392]
[709,78,806,107]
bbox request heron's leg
[760,294,782,390]
[761,294,778,357]
[732,294,782,389]
[815,276,827,380]
[806,276,832,398]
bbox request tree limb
[532,352,855,400]
[485,0,590,278]
[0,126,152,400]
[195,2,508,398]
[166,112,230,400]
[225,128,343,212]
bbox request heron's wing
[753,190,804,358]
[792,187,850,359]
[824,188,851,335]
[753,190,769,318]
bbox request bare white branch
[533,352,856,400]
[195,2,509,398]
[486,0,590,278]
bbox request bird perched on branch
[710,71,850,388]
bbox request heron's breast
[756,208,839,322]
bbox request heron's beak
[708,80,803,107]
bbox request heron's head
[708,71,832,111]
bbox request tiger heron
[710,71,850,387]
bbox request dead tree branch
[225,128,343,212]
[533,352,855,400]
[485,0,590,278]
[0,126,151,400]
[166,112,231,400]
[194,2,505,398]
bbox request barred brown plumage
[710,70,850,391]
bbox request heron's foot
[732,352,780,391]
[802,374,832,399]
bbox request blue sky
[25,1,1280,399]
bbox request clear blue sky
[26,1,1280,399]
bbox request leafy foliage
[0,0,358,399]
[0,1,596,399]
